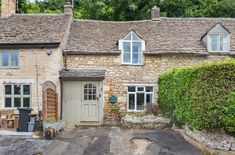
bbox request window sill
[208,51,234,56]
[121,63,143,66]
[127,110,145,112]
[0,67,20,69]
[3,107,31,109]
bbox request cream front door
[81,82,100,121]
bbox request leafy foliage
[15,0,235,20]
[158,59,235,134]
[222,92,235,134]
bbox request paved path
[0,127,202,155]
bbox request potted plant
[110,107,119,118]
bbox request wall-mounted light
[46,49,52,56]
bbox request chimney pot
[64,2,73,15]
[151,5,160,20]
[1,0,16,17]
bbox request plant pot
[111,112,119,118]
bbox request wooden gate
[42,81,58,121]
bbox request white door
[81,82,100,121]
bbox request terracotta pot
[111,112,119,118]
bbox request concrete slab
[0,127,203,155]
[0,130,33,136]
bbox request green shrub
[158,59,235,133]
[222,92,235,134]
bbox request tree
[15,0,235,20]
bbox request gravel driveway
[0,127,202,155]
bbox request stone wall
[0,48,63,115]
[1,0,16,17]
[185,125,235,151]
[66,54,227,123]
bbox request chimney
[1,0,16,17]
[64,2,73,15]
[151,5,160,20]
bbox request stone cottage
[0,1,234,127]
[0,1,72,121]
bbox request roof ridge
[12,13,67,17]
[73,17,235,23]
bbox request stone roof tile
[0,14,71,45]
[60,69,106,80]
[66,18,235,54]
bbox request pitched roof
[0,14,71,48]
[65,18,235,55]
[60,69,106,81]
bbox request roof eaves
[64,50,121,55]
[0,42,60,49]
[144,51,209,56]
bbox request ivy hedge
[158,59,235,134]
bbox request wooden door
[42,81,58,122]
[81,82,99,121]
[62,81,80,127]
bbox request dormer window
[208,34,229,52]
[202,23,230,52]
[119,31,145,65]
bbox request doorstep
[0,129,33,136]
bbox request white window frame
[119,31,145,65]
[207,34,230,52]
[3,83,31,109]
[127,85,154,112]
[0,50,20,69]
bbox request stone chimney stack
[151,5,160,20]
[1,0,16,17]
[64,2,73,15]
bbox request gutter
[0,42,60,49]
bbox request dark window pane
[2,52,9,66]
[93,88,96,94]
[146,87,153,92]
[14,98,21,107]
[5,98,11,107]
[137,93,144,110]
[84,95,87,100]
[23,98,30,107]
[89,84,92,88]
[128,86,135,92]
[137,87,144,91]
[11,52,19,66]
[146,94,153,104]
[84,88,87,94]
[89,89,92,94]
[5,85,11,95]
[128,94,135,110]
[89,95,92,100]
[23,85,30,95]
[93,95,96,100]
[14,85,21,95]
